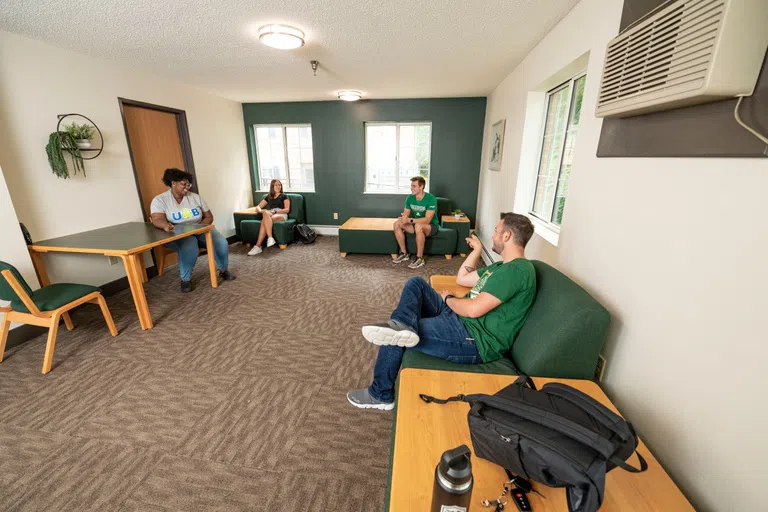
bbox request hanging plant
[45,131,86,179]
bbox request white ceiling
[0,0,580,102]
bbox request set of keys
[481,473,546,512]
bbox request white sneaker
[247,245,262,256]
[267,237,276,248]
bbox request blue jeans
[164,228,229,282]
[369,277,481,403]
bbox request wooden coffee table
[389,369,693,511]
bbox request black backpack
[293,223,317,244]
[420,375,647,512]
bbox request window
[531,74,586,227]
[365,122,431,193]
[254,125,315,191]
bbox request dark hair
[269,179,284,198]
[162,168,194,187]
[410,176,426,189]
[500,212,534,248]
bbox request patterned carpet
[0,235,464,511]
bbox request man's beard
[492,241,503,254]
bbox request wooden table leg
[139,253,148,283]
[122,255,151,330]
[205,230,218,289]
[131,254,153,329]
[28,250,51,287]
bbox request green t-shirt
[404,193,439,227]
[460,259,537,363]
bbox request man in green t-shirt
[348,212,537,410]
[392,176,440,269]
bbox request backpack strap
[419,393,465,404]
[514,374,537,390]
[610,450,648,473]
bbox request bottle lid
[437,445,472,491]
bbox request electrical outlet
[333,212,339,220]
[107,256,120,266]
[594,355,606,382]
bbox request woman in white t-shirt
[149,168,235,293]
[247,179,291,256]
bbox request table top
[30,222,212,256]
[430,275,471,297]
[340,217,399,231]
[442,214,470,223]
[235,207,260,215]
[390,369,693,512]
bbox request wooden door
[122,105,186,219]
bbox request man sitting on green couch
[392,176,440,269]
[347,213,537,410]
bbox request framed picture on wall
[489,119,505,171]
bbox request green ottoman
[338,218,399,257]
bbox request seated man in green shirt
[392,176,441,269]
[348,212,537,410]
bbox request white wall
[0,30,251,288]
[476,1,768,510]
[0,165,38,328]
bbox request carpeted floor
[0,235,465,511]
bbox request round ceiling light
[258,24,305,50]
[338,90,362,101]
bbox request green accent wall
[242,98,487,226]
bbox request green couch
[238,193,306,248]
[385,260,610,510]
[401,259,611,379]
[337,196,459,257]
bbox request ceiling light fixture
[258,24,305,50]
[338,90,362,101]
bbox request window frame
[364,121,433,194]
[253,123,315,193]
[529,71,586,231]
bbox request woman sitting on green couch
[247,179,291,256]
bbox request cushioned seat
[405,227,458,256]
[239,193,306,248]
[402,260,611,379]
[11,283,101,313]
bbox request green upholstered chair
[239,193,306,249]
[404,196,459,257]
[0,260,117,374]
[402,260,611,379]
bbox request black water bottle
[431,444,473,512]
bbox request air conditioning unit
[595,0,768,118]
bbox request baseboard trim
[310,225,339,236]
[0,237,242,352]
[5,324,47,352]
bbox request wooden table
[338,217,399,258]
[441,214,470,256]
[430,275,471,297]
[28,222,218,330]
[390,369,693,511]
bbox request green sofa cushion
[11,283,100,313]
[240,219,297,245]
[511,260,610,379]
[401,349,519,374]
[405,227,458,255]
[398,260,610,380]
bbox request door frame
[117,97,199,222]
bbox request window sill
[528,215,560,247]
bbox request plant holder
[56,113,103,160]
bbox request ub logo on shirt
[172,208,200,221]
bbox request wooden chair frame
[0,269,118,374]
